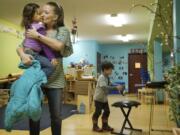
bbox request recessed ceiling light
[115,34,134,42]
[105,13,127,27]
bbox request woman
[17,2,73,135]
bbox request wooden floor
[0,95,176,135]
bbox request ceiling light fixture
[115,34,134,42]
[105,13,127,27]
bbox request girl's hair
[21,3,40,28]
[46,2,65,29]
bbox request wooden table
[0,72,22,84]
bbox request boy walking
[92,61,125,132]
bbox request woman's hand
[26,28,39,39]
[51,58,59,66]
[26,28,65,52]
[17,47,33,66]
[116,85,124,91]
[21,53,34,66]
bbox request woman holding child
[17,2,72,135]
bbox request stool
[111,100,142,135]
[144,88,155,104]
[137,89,142,99]
[138,89,146,102]
[144,95,155,104]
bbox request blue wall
[63,41,146,90]
[173,0,180,65]
[162,52,171,72]
[63,40,98,70]
[154,39,163,81]
[99,44,146,89]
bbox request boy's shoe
[102,118,114,132]
[102,125,114,132]
[93,126,103,132]
[92,118,103,132]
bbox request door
[128,53,147,93]
[97,52,101,75]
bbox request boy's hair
[101,61,114,71]
[21,3,40,28]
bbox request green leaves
[165,66,180,126]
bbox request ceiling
[0,0,156,44]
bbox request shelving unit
[75,80,96,114]
[0,73,21,107]
[0,89,9,107]
[64,79,96,113]
[64,80,77,105]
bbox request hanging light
[115,34,134,42]
[105,13,128,27]
[170,51,174,58]
[71,17,78,44]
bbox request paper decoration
[102,53,128,82]
[0,23,24,39]
[135,62,141,68]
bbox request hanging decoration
[71,17,78,44]
[130,0,180,66]
[0,23,23,39]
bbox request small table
[111,100,142,135]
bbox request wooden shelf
[64,79,96,112]
[68,90,75,92]
[64,91,77,105]
[64,80,77,104]
[0,89,9,107]
[0,72,22,84]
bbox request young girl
[21,3,58,77]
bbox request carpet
[0,104,77,130]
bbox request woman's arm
[26,28,64,51]
[16,45,33,65]
[16,46,24,58]
[38,34,65,52]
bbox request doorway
[128,53,147,93]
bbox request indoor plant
[165,66,180,127]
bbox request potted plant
[165,66,180,127]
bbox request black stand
[148,93,172,135]
[146,81,172,135]
[111,101,142,135]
